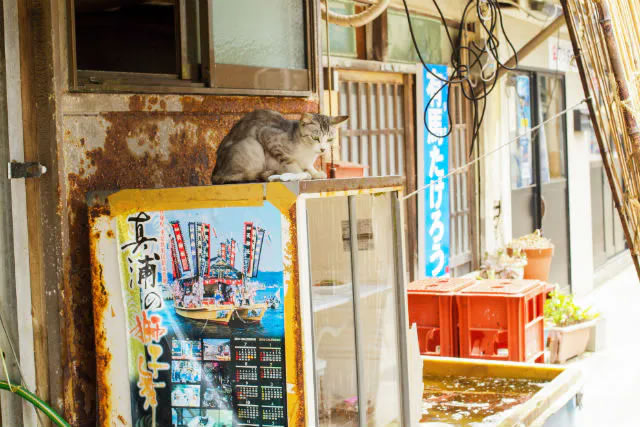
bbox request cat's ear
[330,115,349,126]
[300,113,315,124]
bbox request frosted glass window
[321,0,358,58]
[212,0,306,69]
[387,9,442,64]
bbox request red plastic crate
[456,279,545,363]
[408,277,475,357]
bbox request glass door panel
[538,74,570,288]
[306,197,359,426]
[352,193,403,426]
[507,72,537,238]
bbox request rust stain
[180,95,317,115]
[106,230,114,238]
[62,94,318,425]
[89,204,113,427]
[127,95,145,112]
[285,205,306,427]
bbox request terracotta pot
[508,247,554,281]
[547,319,596,363]
[325,161,368,178]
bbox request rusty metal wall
[59,93,318,425]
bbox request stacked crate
[407,278,475,357]
[408,278,546,363]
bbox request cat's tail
[211,172,227,184]
[211,171,261,184]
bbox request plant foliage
[544,290,599,327]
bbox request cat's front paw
[268,172,312,182]
[310,170,327,180]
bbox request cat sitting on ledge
[211,109,348,184]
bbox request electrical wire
[401,0,522,158]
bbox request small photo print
[171,384,201,407]
[172,339,203,360]
[202,362,233,409]
[204,409,233,427]
[171,360,202,384]
[203,339,231,361]
[171,408,203,427]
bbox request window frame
[68,0,318,97]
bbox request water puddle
[421,375,549,426]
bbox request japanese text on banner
[423,65,450,277]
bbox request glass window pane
[507,73,535,189]
[322,0,358,58]
[307,197,359,426]
[212,0,306,69]
[387,10,442,64]
[75,2,177,73]
[538,75,566,180]
[353,193,403,426]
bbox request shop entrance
[506,70,571,291]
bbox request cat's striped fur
[211,109,348,184]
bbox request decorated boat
[233,303,268,323]
[169,220,270,324]
[175,305,234,324]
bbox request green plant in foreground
[544,290,599,327]
[0,381,70,426]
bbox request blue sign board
[423,65,450,277]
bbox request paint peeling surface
[63,94,317,425]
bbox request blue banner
[423,65,450,277]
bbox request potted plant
[507,229,554,281]
[477,248,528,280]
[544,290,600,363]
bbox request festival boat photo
[169,220,273,325]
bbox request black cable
[401,0,519,158]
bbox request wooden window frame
[67,0,318,97]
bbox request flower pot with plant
[544,290,599,363]
[507,229,554,281]
[477,248,528,280]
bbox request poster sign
[423,64,450,277]
[549,38,578,72]
[116,203,287,426]
[513,75,534,189]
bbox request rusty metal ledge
[298,176,405,194]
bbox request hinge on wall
[7,161,47,179]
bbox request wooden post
[597,1,640,158]
[559,0,640,278]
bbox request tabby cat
[211,109,348,184]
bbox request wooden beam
[365,9,387,61]
[503,14,566,70]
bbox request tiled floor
[569,265,640,426]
